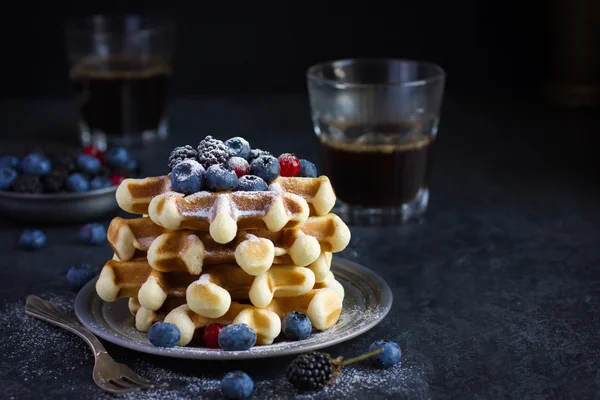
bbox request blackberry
[248,149,272,163]
[12,175,43,193]
[43,169,69,193]
[197,136,229,169]
[96,166,112,177]
[286,352,340,392]
[168,145,198,170]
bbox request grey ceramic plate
[74,257,393,360]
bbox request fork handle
[25,295,108,358]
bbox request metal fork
[25,295,168,394]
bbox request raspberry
[203,323,225,348]
[278,153,301,177]
[82,145,100,158]
[12,175,43,193]
[226,157,250,178]
[286,352,340,392]
[110,174,126,186]
[197,136,229,169]
[168,145,198,170]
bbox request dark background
[0,0,547,97]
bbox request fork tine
[122,373,169,389]
[101,380,139,394]
[112,378,146,390]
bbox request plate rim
[74,257,393,360]
[0,185,117,201]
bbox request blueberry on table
[205,164,238,192]
[148,322,181,347]
[236,175,268,192]
[104,147,131,169]
[89,176,112,190]
[66,263,95,290]
[0,155,20,169]
[225,137,251,160]
[19,229,46,250]
[0,167,17,190]
[76,154,102,175]
[66,173,90,192]
[20,153,52,176]
[368,340,401,368]
[170,159,205,195]
[299,159,318,178]
[218,323,257,351]
[79,223,106,245]
[221,371,254,399]
[250,155,280,183]
[168,145,198,170]
[282,311,312,341]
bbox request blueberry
[76,154,101,175]
[89,176,111,190]
[66,263,95,290]
[282,311,312,341]
[368,340,402,368]
[225,137,251,160]
[66,173,90,192]
[205,164,238,192]
[124,158,139,173]
[221,371,254,399]
[104,147,131,169]
[79,223,106,244]
[170,159,205,195]
[148,322,181,347]
[21,153,52,176]
[0,167,17,190]
[218,323,257,351]
[237,175,268,192]
[19,230,46,250]
[299,159,318,178]
[249,155,280,183]
[0,155,20,169]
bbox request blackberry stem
[340,348,384,366]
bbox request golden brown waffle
[128,297,186,332]
[107,217,169,261]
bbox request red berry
[82,146,99,157]
[278,153,301,177]
[96,151,105,164]
[110,174,125,186]
[227,157,250,178]
[203,323,225,348]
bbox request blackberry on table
[12,175,43,193]
[168,145,198,170]
[196,136,229,168]
[286,352,340,392]
[248,149,272,163]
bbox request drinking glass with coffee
[65,15,175,150]
[306,59,445,225]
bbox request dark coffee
[71,54,170,136]
[318,122,435,207]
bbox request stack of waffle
[96,175,351,346]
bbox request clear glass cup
[306,59,445,225]
[65,15,175,150]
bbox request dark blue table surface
[0,94,599,400]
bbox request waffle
[116,175,336,217]
[128,297,186,332]
[107,217,169,261]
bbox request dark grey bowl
[0,186,118,223]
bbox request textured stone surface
[0,95,599,399]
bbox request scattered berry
[203,323,225,348]
[247,149,272,163]
[82,145,100,158]
[89,176,112,190]
[12,175,43,193]
[218,323,257,351]
[237,175,268,192]
[0,155,20,169]
[148,322,181,348]
[66,173,89,192]
[0,167,17,190]
[19,230,46,250]
[227,157,250,178]
[76,154,102,175]
[205,164,238,192]
[110,174,126,186]
[225,137,251,160]
[197,136,230,168]
[104,147,131,169]
[168,145,198,170]
[21,153,52,176]
[278,153,301,177]
[42,169,68,193]
[66,263,95,290]
[170,159,205,195]
[368,340,401,368]
[250,155,280,183]
[299,159,318,178]
[282,312,312,341]
[221,371,254,399]
[79,223,106,245]
[286,352,338,392]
